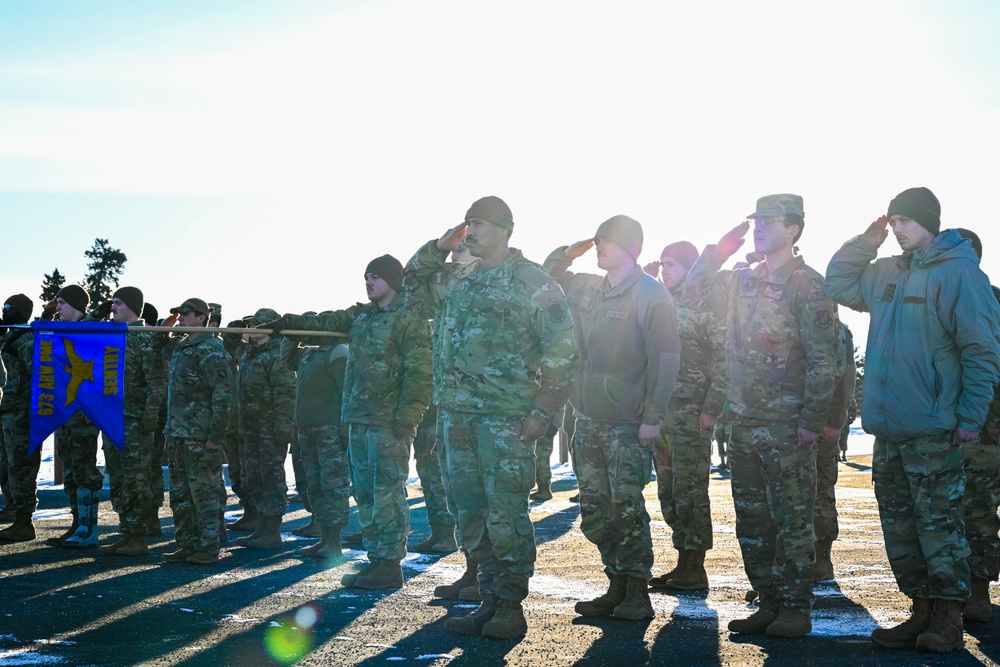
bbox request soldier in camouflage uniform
[642,240,726,591]
[0,294,39,543]
[403,196,578,639]
[951,228,1000,624]
[544,216,679,621]
[270,255,433,589]
[529,409,563,501]
[49,285,106,548]
[812,321,856,582]
[682,194,838,638]
[230,308,296,551]
[99,287,167,557]
[281,326,350,559]
[221,317,255,533]
[410,404,458,552]
[827,189,1000,652]
[162,298,233,565]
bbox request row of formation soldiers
[1,188,998,652]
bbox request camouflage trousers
[963,436,1000,580]
[729,422,816,613]
[0,410,41,514]
[290,430,311,512]
[151,429,165,509]
[533,410,563,488]
[1,449,10,507]
[349,424,410,562]
[102,419,155,536]
[224,410,245,507]
[573,416,654,580]
[413,406,455,530]
[814,435,840,543]
[56,421,104,504]
[440,409,536,602]
[656,410,713,551]
[167,437,223,555]
[873,434,970,600]
[298,423,351,529]
[239,435,289,518]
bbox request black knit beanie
[660,241,699,271]
[595,215,644,260]
[465,196,514,231]
[57,285,91,313]
[113,286,144,319]
[3,294,33,323]
[887,187,941,235]
[365,255,404,293]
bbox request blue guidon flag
[28,321,128,453]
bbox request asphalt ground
[2,455,1000,667]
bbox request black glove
[264,316,290,337]
[93,301,113,320]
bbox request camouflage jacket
[544,248,679,424]
[0,329,33,414]
[236,337,296,442]
[825,321,856,431]
[165,332,233,442]
[682,247,838,433]
[122,319,168,422]
[282,340,349,432]
[668,282,728,419]
[404,240,578,421]
[827,229,1000,439]
[281,296,432,431]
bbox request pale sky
[2,0,999,346]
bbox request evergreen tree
[83,238,127,306]
[40,268,67,302]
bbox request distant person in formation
[404,196,577,638]
[811,321,856,582]
[162,298,233,565]
[99,287,167,557]
[268,255,433,590]
[544,216,679,621]
[49,285,105,549]
[682,194,838,638]
[0,294,38,543]
[280,317,350,559]
[950,228,1000,625]
[231,308,295,551]
[827,188,1000,652]
[643,239,725,592]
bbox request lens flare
[263,603,322,664]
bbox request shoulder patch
[878,283,896,303]
[814,309,833,329]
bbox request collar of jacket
[601,264,646,297]
[753,254,806,286]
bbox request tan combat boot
[45,507,78,547]
[665,549,709,590]
[813,539,835,582]
[115,533,150,557]
[575,572,626,616]
[613,576,655,620]
[162,547,196,563]
[228,506,259,532]
[729,608,778,635]
[245,515,284,550]
[481,598,528,639]
[445,594,497,635]
[649,550,687,588]
[529,483,553,501]
[0,512,35,542]
[411,524,458,553]
[341,559,380,587]
[434,551,478,598]
[870,597,933,648]
[353,559,404,590]
[292,516,321,538]
[765,607,812,638]
[963,576,992,623]
[916,599,964,653]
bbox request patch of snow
[0,651,66,665]
[415,654,455,661]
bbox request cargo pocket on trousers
[496,457,535,494]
